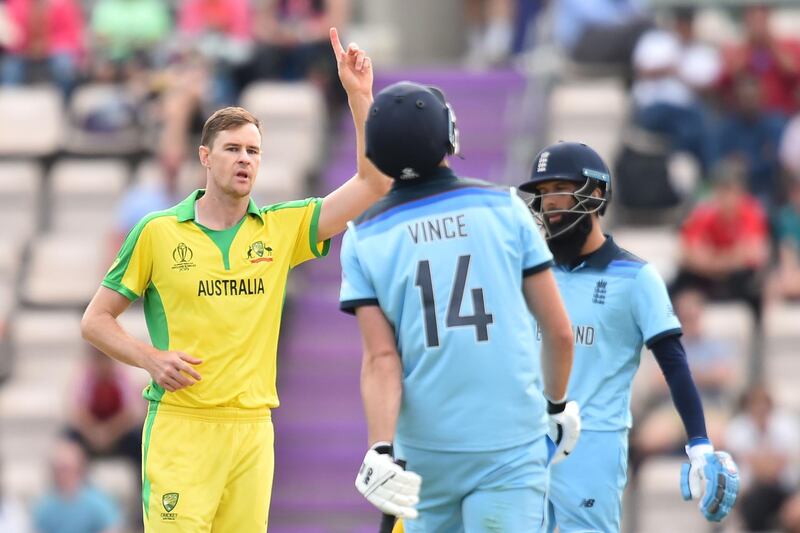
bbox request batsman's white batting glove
[548,399,581,464]
[681,439,739,522]
[355,442,422,519]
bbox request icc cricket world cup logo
[172,243,196,271]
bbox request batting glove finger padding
[355,448,422,520]
[548,400,581,465]
[681,445,740,522]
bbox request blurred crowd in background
[1,1,800,532]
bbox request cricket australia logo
[246,241,273,263]
[161,492,179,521]
[592,280,607,305]
[537,151,550,173]
[171,243,196,271]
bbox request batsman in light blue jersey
[520,142,740,532]
[339,81,577,532]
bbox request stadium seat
[89,458,139,524]
[1,456,49,505]
[132,158,205,197]
[253,160,308,206]
[239,81,325,181]
[771,8,800,40]
[50,158,129,199]
[0,379,69,448]
[764,302,800,343]
[613,227,679,282]
[703,301,754,350]
[11,309,83,349]
[0,160,42,238]
[117,306,151,345]
[49,158,129,233]
[547,79,629,164]
[634,457,709,533]
[765,302,800,411]
[694,8,740,47]
[62,83,143,156]
[0,86,63,156]
[0,236,24,287]
[20,233,105,308]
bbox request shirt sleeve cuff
[523,260,554,277]
[645,327,683,349]
[339,298,380,315]
[309,198,331,258]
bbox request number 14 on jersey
[414,255,494,348]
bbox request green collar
[175,189,262,223]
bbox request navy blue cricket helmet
[519,141,612,239]
[366,81,459,180]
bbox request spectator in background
[32,439,121,533]
[613,19,720,219]
[177,0,253,105]
[89,0,170,80]
[464,0,513,67]
[671,7,724,101]
[0,0,84,97]
[153,0,255,179]
[510,0,544,58]
[245,0,347,107]
[766,178,800,302]
[632,289,736,458]
[671,158,769,324]
[726,385,800,532]
[64,344,144,477]
[719,4,800,116]
[712,74,787,208]
[630,29,711,167]
[554,0,651,67]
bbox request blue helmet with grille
[365,81,459,181]
[519,141,612,240]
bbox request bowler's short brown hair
[200,107,261,148]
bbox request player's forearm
[81,310,155,371]
[360,349,402,445]
[540,329,574,402]
[350,93,391,196]
[524,272,574,401]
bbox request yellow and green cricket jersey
[103,189,330,410]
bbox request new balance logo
[580,498,595,508]
[592,280,607,305]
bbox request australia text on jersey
[197,278,265,296]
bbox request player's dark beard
[546,211,593,267]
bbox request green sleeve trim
[260,197,316,214]
[103,208,174,290]
[101,280,140,301]
[309,198,331,258]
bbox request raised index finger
[329,27,345,59]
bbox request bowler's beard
[546,212,593,267]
